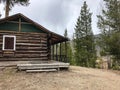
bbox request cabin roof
[0,13,69,45]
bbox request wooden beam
[60,43,61,61]
[56,44,58,61]
[7,21,32,24]
[52,45,54,60]
[26,69,57,73]
[65,41,67,62]
[18,18,21,32]
[47,34,51,60]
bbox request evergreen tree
[61,29,67,56]
[97,0,120,68]
[61,29,73,64]
[64,29,68,38]
[0,12,1,18]
[74,1,96,67]
[0,0,29,17]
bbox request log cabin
[0,13,69,62]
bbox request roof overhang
[0,13,69,45]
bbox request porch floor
[0,60,70,69]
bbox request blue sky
[0,0,102,38]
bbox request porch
[0,60,69,72]
[49,40,69,63]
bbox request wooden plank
[52,45,54,60]
[0,57,48,61]
[16,47,47,50]
[19,18,21,32]
[18,66,59,70]
[16,46,41,49]
[40,38,47,41]
[16,40,42,43]
[16,35,41,38]
[7,21,32,24]
[17,64,58,67]
[16,49,47,51]
[60,43,61,61]
[56,44,58,61]
[26,69,57,73]
[17,63,70,67]
[16,37,41,40]
[16,51,43,53]
[16,49,42,51]
[16,43,47,46]
[65,41,67,59]
[16,35,46,38]
[14,54,48,57]
[16,43,41,46]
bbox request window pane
[5,37,14,49]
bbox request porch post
[60,43,62,61]
[47,34,51,60]
[56,44,58,61]
[52,45,54,60]
[18,18,21,32]
[65,41,67,62]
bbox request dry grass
[0,66,120,90]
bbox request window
[2,35,16,51]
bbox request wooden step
[17,62,70,72]
[26,69,57,73]
[17,63,69,67]
[17,64,58,67]
[18,66,59,70]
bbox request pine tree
[0,0,29,17]
[61,29,67,56]
[97,0,120,68]
[61,29,73,64]
[0,12,1,18]
[74,1,96,67]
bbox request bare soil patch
[0,66,120,90]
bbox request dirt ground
[0,66,120,90]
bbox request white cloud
[0,4,4,17]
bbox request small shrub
[100,50,107,56]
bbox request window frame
[2,35,16,51]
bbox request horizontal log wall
[0,31,48,61]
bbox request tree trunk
[5,0,10,17]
